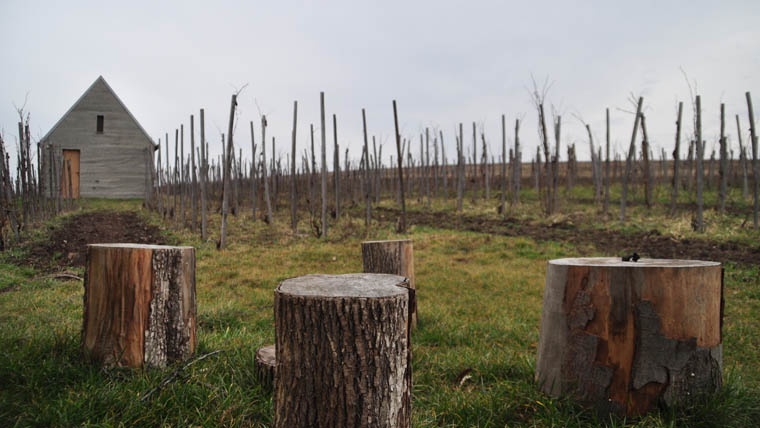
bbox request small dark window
[96,115,104,133]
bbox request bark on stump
[361,239,416,327]
[255,344,276,389]
[536,257,723,415]
[274,274,413,428]
[82,244,196,368]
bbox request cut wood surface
[536,257,722,415]
[274,273,412,428]
[82,243,196,369]
[255,344,276,389]
[361,239,416,327]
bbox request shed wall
[42,78,153,199]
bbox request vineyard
[1,89,759,427]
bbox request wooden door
[61,150,80,199]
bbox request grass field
[1,186,759,427]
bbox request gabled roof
[40,75,158,150]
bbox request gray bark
[274,274,412,428]
[255,344,275,390]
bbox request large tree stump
[361,239,416,327]
[274,274,413,428]
[82,244,196,368]
[536,257,723,415]
[255,344,276,389]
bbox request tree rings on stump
[536,257,723,415]
[274,273,413,428]
[82,244,196,368]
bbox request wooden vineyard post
[361,239,416,328]
[255,344,276,389]
[393,100,407,233]
[82,244,196,368]
[274,274,413,428]
[535,257,722,416]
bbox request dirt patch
[374,207,760,266]
[20,211,167,271]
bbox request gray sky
[2,0,759,171]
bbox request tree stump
[361,239,416,327]
[82,244,196,368]
[535,257,723,415]
[255,344,276,389]
[274,274,413,428]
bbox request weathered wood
[513,119,521,207]
[536,257,722,416]
[180,124,185,224]
[82,244,196,368]
[362,239,415,327]
[200,109,208,240]
[274,274,412,428]
[620,97,644,223]
[40,77,156,199]
[457,123,464,211]
[191,115,197,232]
[719,104,728,215]
[640,114,652,208]
[220,95,237,249]
[425,129,431,208]
[333,113,340,221]
[291,102,298,233]
[261,116,273,224]
[670,102,683,215]
[746,92,759,229]
[696,96,704,232]
[320,92,328,238]
[255,344,276,389]
[737,115,749,200]
[393,100,407,233]
[440,131,448,203]
[362,109,371,227]
[604,109,611,214]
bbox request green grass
[0,189,758,427]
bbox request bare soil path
[19,210,166,271]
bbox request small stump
[255,344,276,389]
[361,239,416,327]
[82,244,196,368]
[536,257,723,415]
[274,274,412,428]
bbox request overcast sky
[1,0,759,171]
